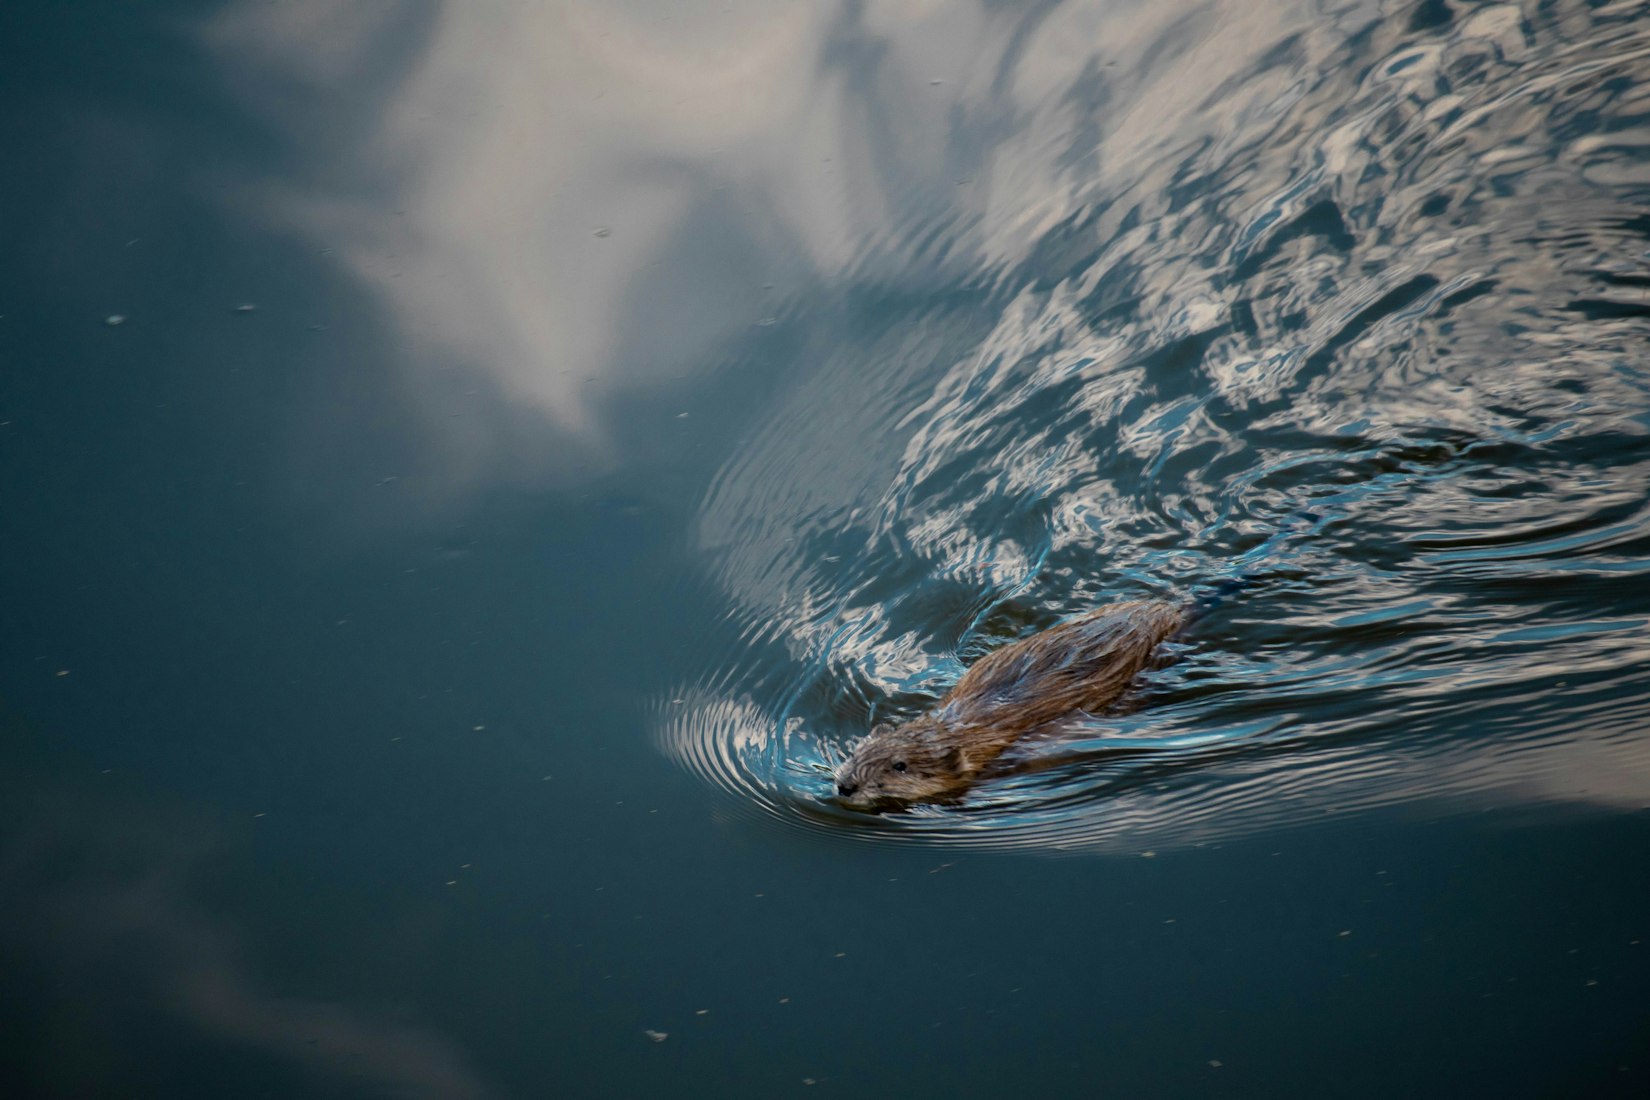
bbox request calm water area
[3,0,1649,1096]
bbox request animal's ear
[942,747,964,770]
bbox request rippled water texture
[215,0,1650,852]
[659,0,1650,849]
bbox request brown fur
[834,600,1184,809]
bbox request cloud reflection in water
[1,775,492,1098]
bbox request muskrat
[833,599,1185,809]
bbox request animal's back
[938,599,1185,735]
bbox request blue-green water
[3,0,1649,1095]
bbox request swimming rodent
[833,599,1185,810]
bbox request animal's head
[833,717,972,809]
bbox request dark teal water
[4,0,1649,1095]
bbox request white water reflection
[205,1,884,457]
[204,0,1359,484]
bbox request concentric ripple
[660,0,1650,851]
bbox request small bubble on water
[233,303,257,313]
[104,314,126,326]
[644,1029,668,1043]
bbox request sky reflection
[2,771,492,1098]
[204,0,1345,484]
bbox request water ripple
[667,0,1650,851]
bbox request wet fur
[834,600,1184,809]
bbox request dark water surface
[4,0,1649,1095]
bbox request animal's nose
[836,780,859,797]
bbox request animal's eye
[892,761,907,772]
